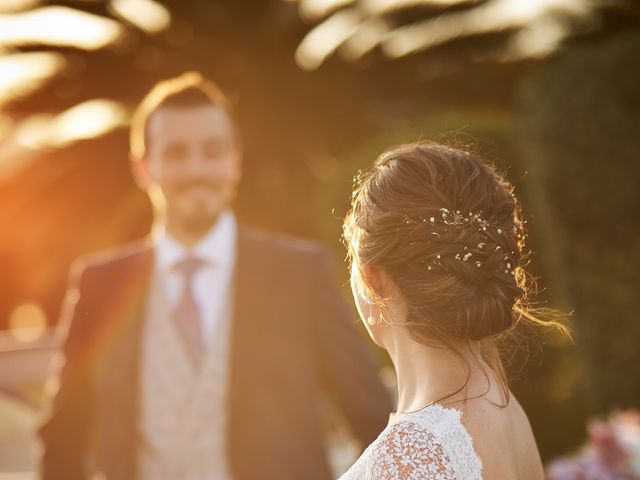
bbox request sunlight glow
[0,52,67,106]
[299,0,355,21]
[0,6,126,50]
[13,114,51,150]
[15,99,127,149]
[510,16,568,59]
[0,115,12,140]
[297,0,594,67]
[360,0,481,16]
[382,0,589,58]
[295,8,360,70]
[110,0,171,34]
[0,0,41,13]
[49,99,127,147]
[9,302,48,343]
[341,17,389,61]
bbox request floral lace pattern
[339,404,483,480]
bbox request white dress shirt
[153,210,237,337]
[139,210,236,480]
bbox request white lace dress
[339,404,483,480]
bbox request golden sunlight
[0,52,67,107]
[295,9,359,71]
[15,99,127,149]
[46,99,128,147]
[381,0,588,58]
[109,0,171,34]
[0,6,125,50]
[298,0,354,21]
[0,0,40,14]
[8,302,48,343]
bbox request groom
[39,72,392,480]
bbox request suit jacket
[39,226,393,480]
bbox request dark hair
[343,141,567,401]
[130,71,240,158]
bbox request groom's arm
[39,260,95,480]
[309,249,393,447]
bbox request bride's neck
[385,329,486,414]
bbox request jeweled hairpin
[405,208,521,275]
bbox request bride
[339,142,567,480]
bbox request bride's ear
[362,265,395,301]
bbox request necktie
[173,256,207,368]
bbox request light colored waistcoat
[137,275,232,480]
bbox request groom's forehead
[146,105,235,146]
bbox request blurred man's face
[143,104,241,232]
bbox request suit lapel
[93,243,154,479]
[227,227,267,476]
[227,226,257,409]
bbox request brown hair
[343,141,567,403]
[130,71,240,158]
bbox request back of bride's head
[344,141,547,344]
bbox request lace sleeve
[366,421,457,480]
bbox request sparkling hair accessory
[400,208,525,275]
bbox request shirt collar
[155,210,237,272]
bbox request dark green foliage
[517,29,640,414]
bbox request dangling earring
[367,303,380,326]
[364,295,376,326]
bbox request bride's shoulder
[365,405,483,480]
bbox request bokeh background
[1,0,639,477]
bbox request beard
[174,177,224,196]
[166,180,237,238]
